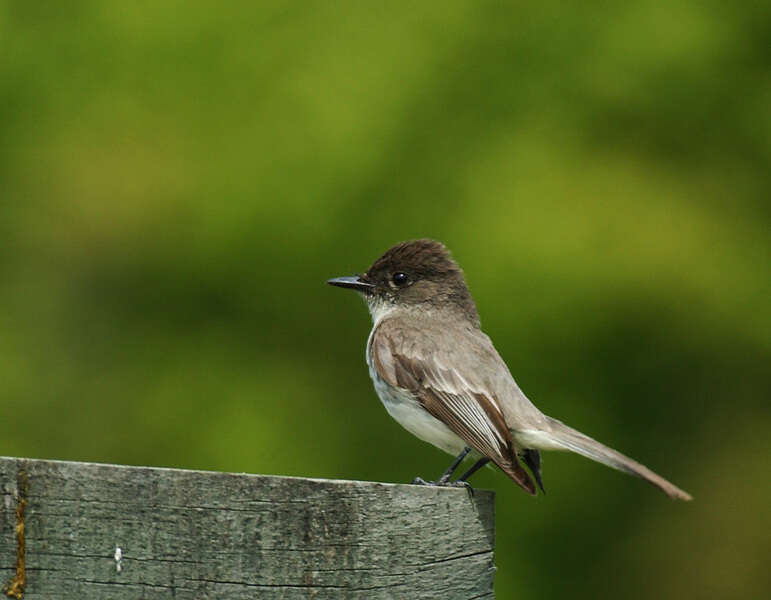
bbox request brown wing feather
[373,327,535,495]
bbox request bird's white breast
[365,321,466,457]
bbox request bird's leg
[412,447,471,486]
[457,457,491,482]
[437,447,472,484]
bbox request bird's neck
[365,296,480,330]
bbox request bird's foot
[411,477,433,486]
[411,477,475,497]
[450,479,476,497]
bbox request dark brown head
[327,239,479,325]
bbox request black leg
[437,447,472,484]
[458,458,490,482]
[413,447,471,486]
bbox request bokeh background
[2,2,769,598]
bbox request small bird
[328,239,692,500]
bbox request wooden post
[1,457,495,599]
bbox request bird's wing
[371,322,535,495]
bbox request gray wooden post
[1,457,495,599]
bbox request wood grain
[0,457,495,599]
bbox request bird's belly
[368,367,466,456]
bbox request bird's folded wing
[371,331,535,494]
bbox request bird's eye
[391,272,409,286]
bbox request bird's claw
[411,477,475,497]
[453,480,476,497]
[412,477,433,486]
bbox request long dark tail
[544,417,692,501]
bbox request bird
[327,239,692,500]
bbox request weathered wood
[0,457,495,599]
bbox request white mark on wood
[114,546,122,573]
[3,481,14,508]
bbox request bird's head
[327,239,479,325]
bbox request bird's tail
[536,417,692,501]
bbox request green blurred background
[2,1,769,598]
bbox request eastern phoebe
[328,239,692,500]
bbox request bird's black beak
[326,275,374,292]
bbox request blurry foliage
[1,1,769,598]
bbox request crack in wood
[3,468,28,599]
